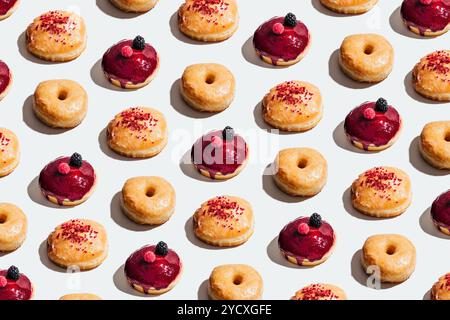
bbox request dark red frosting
[401,0,450,35]
[0,60,11,96]
[0,270,32,300]
[125,245,181,291]
[0,0,16,15]
[38,156,96,205]
[101,39,158,88]
[344,102,401,150]
[431,190,450,229]
[191,130,248,179]
[253,16,310,64]
[278,217,335,264]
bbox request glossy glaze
[0,0,17,15]
[431,190,450,229]
[0,60,11,95]
[401,0,450,35]
[0,270,32,300]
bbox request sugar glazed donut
[181,63,235,112]
[110,0,158,12]
[273,147,327,197]
[319,0,378,14]
[0,0,19,20]
[431,190,450,235]
[121,176,176,225]
[291,284,347,300]
[420,121,450,170]
[401,0,450,37]
[339,34,394,83]
[208,264,263,300]
[361,234,416,283]
[431,273,450,300]
[0,128,19,177]
[33,80,88,128]
[0,203,27,252]
[59,293,102,300]
[0,60,12,101]
[0,266,33,300]
[178,0,239,42]
[26,10,87,62]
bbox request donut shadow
[241,36,283,69]
[328,49,375,90]
[27,176,71,209]
[197,279,210,300]
[184,217,233,250]
[262,164,309,203]
[409,136,449,176]
[342,187,394,221]
[419,207,449,240]
[169,11,213,46]
[97,127,144,162]
[95,0,145,19]
[178,148,223,183]
[110,191,158,232]
[90,58,131,92]
[38,240,67,273]
[266,236,310,269]
[310,0,359,17]
[423,289,432,300]
[16,31,59,65]
[252,102,298,135]
[332,121,370,154]
[403,71,446,105]
[389,7,432,40]
[113,264,149,297]
[169,79,214,119]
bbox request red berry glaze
[401,0,450,35]
[0,269,32,300]
[0,276,6,288]
[0,60,11,97]
[0,0,18,16]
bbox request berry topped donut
[26,10,87,62]
[38,153,97,206]
[401,0,450,37]
[291,284,347,300]
[178,0,239,42]
[191,127,248,180]
[0,60,12,101]
[253,13,311,66]
[319,0,379,14]
[431,190,450,235]
[344,98,402,151]
[125,242,182,295]
[278,213,336,266]
[0,266,33,300]
[102,36,159,89]
[0,0,19,21]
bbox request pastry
[430,190,450,235]
[431,273,450,300]
[0,60,12,101]
[59,293,102,300]
[291,284,346,300]
[0,203,27,252]
[401,0,450,37]
[0,128,19,177]
[419,121,450,169]
[0,266,33,300]
[0,0,19,20]
[319,0,378,14]
[110,0,158,12]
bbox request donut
[178,0,239,42]
[0,60,12,101]
[0,266,33,300]
[253,13,311,66]
[33,80,88,129]
[181,63,235,112]
[38,153,96,206]
[121,176,176,225]
[291,284,347,300]
[420,121,450,169]
[0,203,27,252]
[0,128,19,177]
[47,219,108,270]
[344,98,402,151]
[273,148,327,197]
[110,0,158,12]
[208,264,263,300]
[412,50,450,101]
[262,81,323,132]
[193,195,254,247]
[26,10,86,62]
[107,107,168,158]
[401,0,450,37]
[125,242,182,295]
[278,213,336,266]
[319,0,378,14]
[339,34,394,83]
[0,0,19,20]
[102,36,159,89]
[59,293,102,300]
[351,166,412,218]
[431,273,450,300]
[361,234,416,283]
[430,190,450,235]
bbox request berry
[0,276,6,288]
[69,153,83,168]
[375,98,388,113]
[272,22,285,35]
[308,213,322,228]
[420,0,432,4]
[144,251,156,263]
[284,13,297,27]
[121,45,133,58]
[155,241,169,256]
[210,135,223,148]
[297,223,310,235]
[222,126,234,141]
[363,108,376,120]
[132,35,146,50]
[58,162,71,175]
[6,266,19,281]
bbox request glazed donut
[351,166,412,218]
[319,0,378,14]
[178,0,239,42]
[208,264,263,300]
[361,234,416,283]
[412,50,450,102]
[339,34,394,83]
[0,203,27,252]
[26,10,86,62]
[0,60,12,101]
[291,284,347,300]
[0,266,33,300]
[107,107,168,158]
[420,121,450,170]
[47,219,108,270]
[0,0,19,20]
[33,80,88,129]
[262,81,323,132]
[431,190,450,235]
[431,273,450,300]
[59,293,101,300]
[181,63,235,112]
[273,148,327,197]
[121,176,176,225]
[0,128,19,177]
[110,0,158,12]
[193,196,254,247]
[401,0,450,37]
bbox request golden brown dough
[291,284,347,300]
[59,293,102,300]
[419,121,450,170]
[0,128,19,177]
[110,0,158,12]
[431,273,450,300]
[320,0,378,14]
[0,203,27,252]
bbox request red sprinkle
[271,81,314,114]
[361,167,402,200]
[272,22,285,35]
[297,223,310,235]
[420,0,432,4]
[422,51,450,82]
[57,162,71,175]
[117,108,158,140]
[187,0,230,25]
[363,107,376,120]
[121,45,133,58]
[56,220,98,254]
[210,136,223,148]
[0,133,10,151]
[300,284,339,300]
[37,11,77,45]
[144,251,156,263]
[0,276,7,288]
[202,196,245,230]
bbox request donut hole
[145,187,155,198]
[205,74,216,85]
[58,90,68,101]
[297,158,308,169]
[364,44,374,55]
[445,131,450,142]
[385,245,397,255]
[0,214,6,224]
[233,275,243,286]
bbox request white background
[0,0,448,300]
